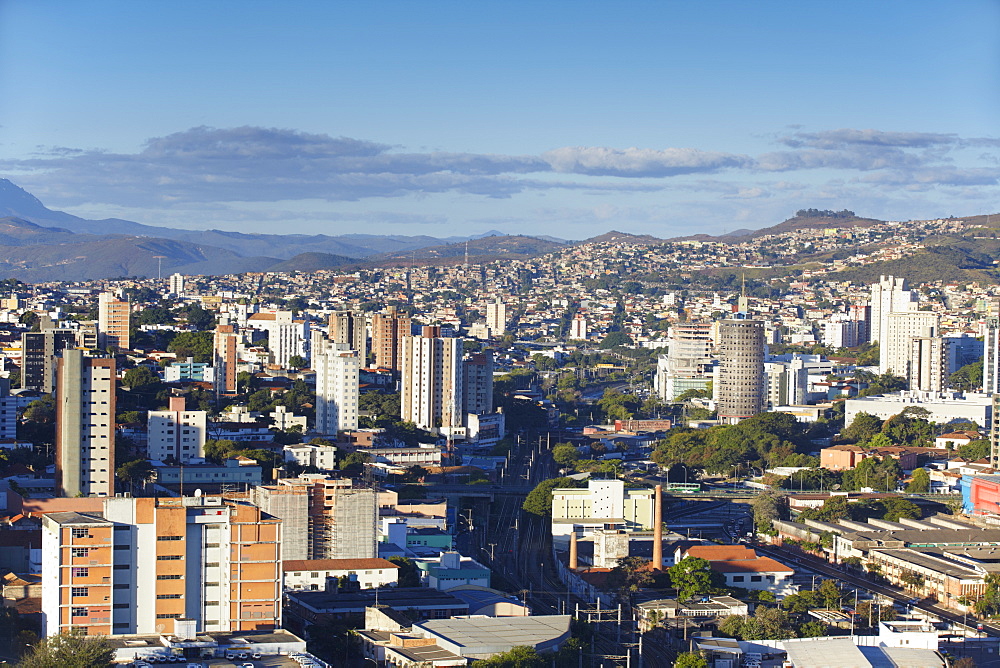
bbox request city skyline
[1,1,998,239]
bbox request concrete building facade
[97,292,130,351]
[314,338,360,436]
[716,318,765,424]
[147,396,207,464]
[55,350,115,498]
[401,327,463,435]
[41,496,281,637]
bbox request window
[114,564,129,570]
[72,528,90,539]
[750,576,763,583]
[156,613,182,619]
[157,555,182,561]
[204,543,220,548]
[71,567,89,578]
[156,575,182,580]
[157,536,183,541]
[72,607,88,617]
[71,587,89,597]
[156,594,182,599]
[731,576,745,582]
[71,547,90,558]
[205,563,219,568]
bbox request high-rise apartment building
[401,326,463,435]
[21,327,77,393]
[313,337,360,435]
[56,349,115,498]
[868,275,917,345]
[168,272,185,296]
[328,310,368,361]
[371,307,412,373]
[880,311,939,376]
[569,314,588,340]
[213,324,239,395]
[462,352,494,416]
[147,396,207,463]
[485,298,507,335]
[908,337,945,392]
[715,318,765,424]
[246,311,309,368]
[41,495,281,637]
[97,292,130,351]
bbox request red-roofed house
[675,544,795,597]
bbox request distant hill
[370,234,566,265]
[0,178,569,279]
[829,246,998,285]
[582,230,661,245]
[267,252,357,273]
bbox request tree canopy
[17,631,115,668]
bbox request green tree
[841,413,883,443]
[552,444,580,470]
[522,477,584,517]
[203,439,237,463]
[22,395,56,423]
[607,556,654,596]
[598,331,633,349]
[387,556,421,587]
[17,630,114,668]
[470,645,544,667]
[286,354,308,369]
[673,652,709,668]
[116,459,155,487]
[166,330,214,363]
[798,621,827,637]
[905,467,930,493]
[959,439,990,460]
[817,579,842,609]
[751,492,787,531]
[668,556,712,601]
[123,366,159,389]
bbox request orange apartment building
[97,292,130,351]
[42,496,281,637]
[371,307,412,373]
[213,324,239,395]
[820,443,920,471]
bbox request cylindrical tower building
[717,318,764,424]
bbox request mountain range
[0,178,995,283]
[0,179,577,281]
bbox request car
[239,664,255,668]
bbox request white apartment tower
[570,313,588,340]
[401,326,463,434]
[168,272,185,296]
[246,311,309,368]
[485,298,507,335]
[147,396,207,463]
[314,337,360,435]
[868,275,917,344]
[880,311,939,376]
[56,349,115,498]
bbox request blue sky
[1,1,998,239]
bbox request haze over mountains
[0,177,983,283]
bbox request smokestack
[652,485,663,570]
[569,531,578,571]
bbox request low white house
[282,558,399,591]
[283,443,337,471]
